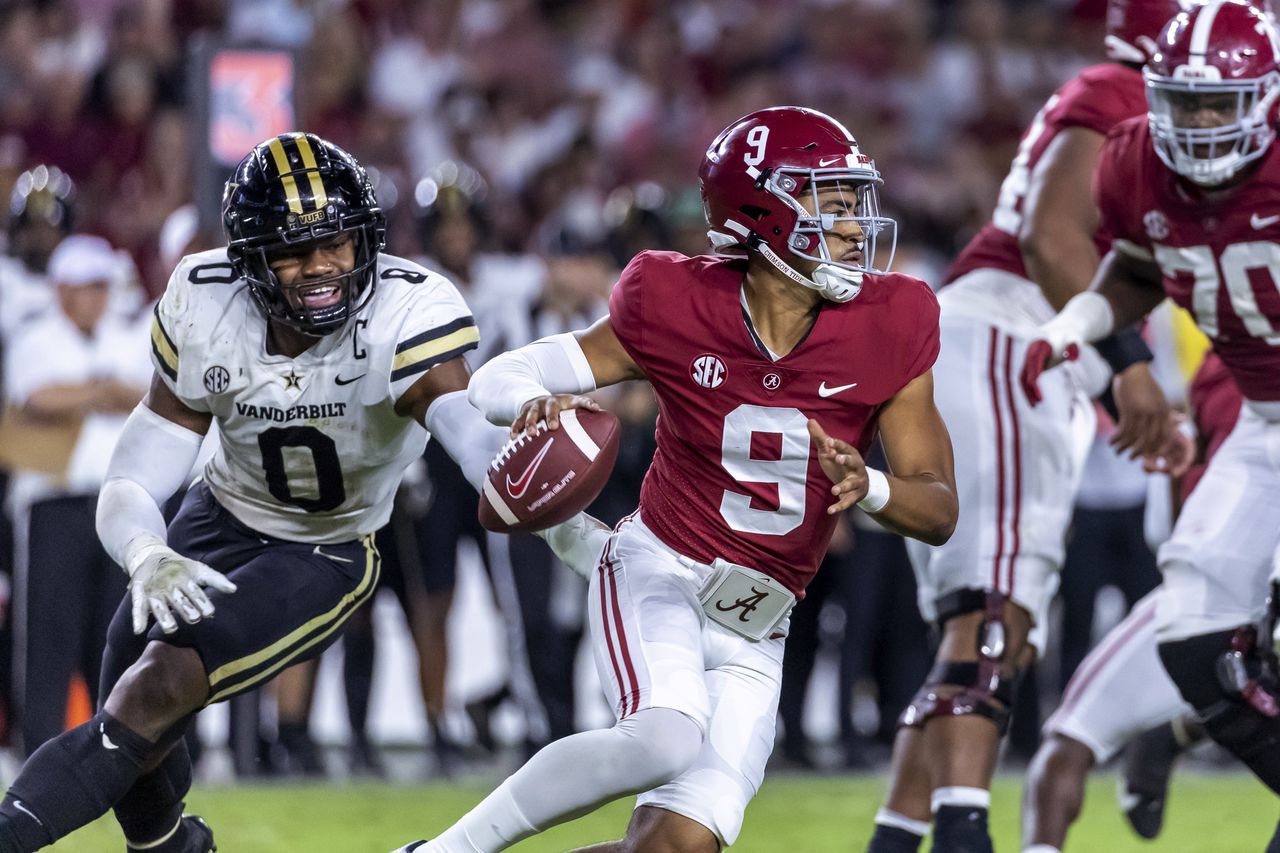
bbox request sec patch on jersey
[478,409,620,533]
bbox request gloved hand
[124,534,237,634]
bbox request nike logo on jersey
[818,381,859,397]
[505,439,555,499]
[100,724,119,751]
[335,374,365,386]
[818,156,844,167]
[1253,213,1280,229]
[313,545,354,564]
[11,801,42,825]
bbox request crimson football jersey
[946,63,1146,285]
[1096,117,1280,402]
[609,250,940,597]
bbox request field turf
[49,772,1275,852]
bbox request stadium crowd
[0,0,1190,792]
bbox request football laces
[490,419,550,470]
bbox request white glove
[124,534,238,635]
[536,512,612,579]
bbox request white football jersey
[150,248,479,543]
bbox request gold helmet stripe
[292,134,330,210]
[266,137,304,214]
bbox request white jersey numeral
[718,405,809,536]
[992,95,1059,236]
[1154,241,1280,345]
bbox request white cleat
[388,843,427,853]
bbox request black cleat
[126,815,216,853]
[1119,719,1195,839]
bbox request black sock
[0,711,153,852]
[866,823,924,853]
[114,741,192,848]
[930,804,992,853]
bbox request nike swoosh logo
[505,438,555,499]
[313,545,354,564]
[100,724,119,751]
[818,381,859,398]
[12,801,42,825]
[818,156,844,167]
[335,374,366,386]
[1253,213,1280,229]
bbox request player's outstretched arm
[471,316,644,436]
[1019,127,1106,311]
[97,374,236,635]
[811,371,957,546]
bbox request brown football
[477,408,621,533]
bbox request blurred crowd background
[0,0,1182,783]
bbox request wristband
[857,468,891,513]
[1093,327,1153,374]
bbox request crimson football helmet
[699,106,895,303]
[1106,0,1195,63]
[1145,0,1280,185]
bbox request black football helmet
[223,132,386,336]
[8,165,75,273]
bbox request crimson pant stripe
[596,541,630,719]
[987,328,1008,591]
[1059,596,1158,714]
[604,548,642,717]
[1002,334,1023,596]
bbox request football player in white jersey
[0,133,605,853]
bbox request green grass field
[45,772,1277,852]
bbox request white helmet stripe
[1188,0,1227,67]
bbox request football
[477,408,621,533]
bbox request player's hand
[510,393,602,438]
[125,537,237,635]
[1111,362,1171,459]
[1020,339,1079,406]
[1142,411,1195,478]
[808,419,868,514]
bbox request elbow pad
[469,333,597,425]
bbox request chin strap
[749,235,862,303]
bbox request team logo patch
[763,372,781,391]
[203,365,230,394]
[690,354,727,389]
[1143,210,1169,241]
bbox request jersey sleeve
[902,280,941,383]
[1093,123,1153,261]
[149,258,212,410]
[608,252,649,365]
[389,269,481,400]
[1052,65,1146,136]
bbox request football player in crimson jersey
[867,3,1191,852]
[0,134,604,853]
[1024,0,1280,829]
[1021,355,1244,853]
[392,107,957,853]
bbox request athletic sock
[0,711,154,851]
[866,808,928,853]
[1023,845,1061,853]
[115,742,192,850]
[930,787,992,853]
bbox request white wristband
[857,468,891,513]
[1040,291,1116,354]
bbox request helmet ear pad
[223,133,386,336]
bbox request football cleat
[126,815,216,853]
[1118,720,1193,839]
[388,842,428,853]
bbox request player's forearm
[95,403,203,569]
[424,390,507,491]
[468,333,598,425]
[865,474,957,546]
